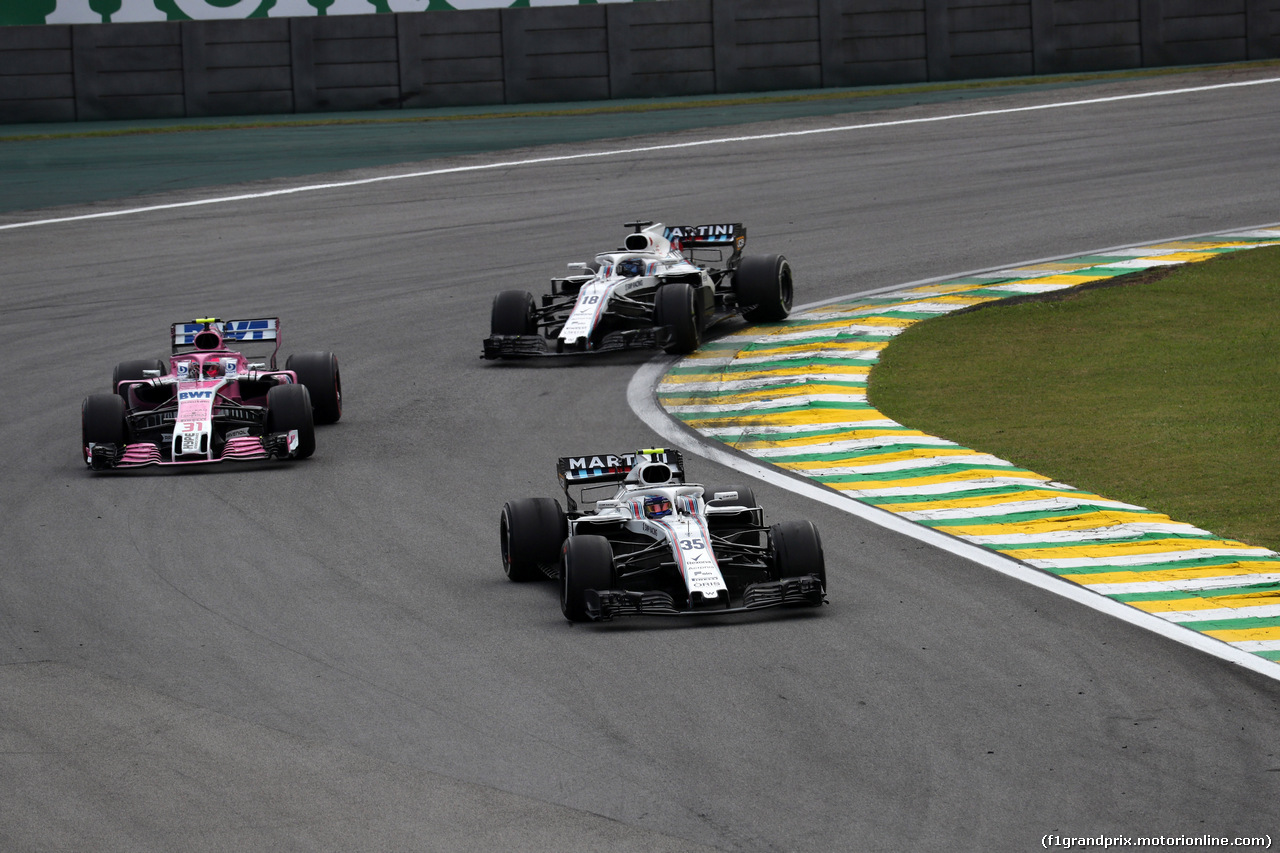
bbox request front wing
[86,432,301,470]
[582,574,826,622]
[482,326,668,359]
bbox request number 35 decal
[679,539,705,551]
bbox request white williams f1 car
[482,221,793,359]
[500,448,827,622]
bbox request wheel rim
[500,512,513,576]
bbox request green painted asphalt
[0,65,1248,215]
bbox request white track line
[627,228,1280,683]
[3,76,1278,232]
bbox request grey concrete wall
[501,4,610,104]
[713,0,822,93]
[608,0,714,99]
[2,0,1278,124]
[0,25,74,122]
[1031,0,1142,74]
[398,8,503,108]
[71,21,184,120]
[182,19,292,117]
[292,14,401,112]
[820,0,928,87]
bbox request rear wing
[662,223,746,264]
[172,318,282,367]
[557,448,685,486]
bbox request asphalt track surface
[3,66,1280,851]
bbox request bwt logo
[179,390,214,400]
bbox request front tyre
[561,535,616,623]
[736,254,793,322]
[705,485,757,510]
[500,497,568,582]
[83,393,128,461]
[287,351,342,424]
[491,290,538,336]
[706,484,760,546]
[654,281,701,355]
[265,384,316,459]
[770,519,826,590]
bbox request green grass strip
[656,381,868,402]
[856,484,1049,505]
[748,445,970,464]
[920,506,1164,527]
[665,356,873,375]
[808,463,1037,485]
[993,531,1242,551]
[1169,616,1280,630]
[717,426,927,445]
[1112,584,1280,603]
[1046,554,1280,576]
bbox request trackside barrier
[2,0,1279,123]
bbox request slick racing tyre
[706,485,759,547]
[736,254,794,323]
[287,351,342,424]
[83,393,128,447]
[705,485,757,510]
[654,281,701,355]
[112,358,166,398]
[500,497,568,582]
[491,290,538,336]
[265,384,316,459]
[769,519,826,590]
[561,535,616,623]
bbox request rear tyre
[770,519,826,589]
[287,351,342,424]
[500,497,568,582]
[491,290,538,336]
[736,254,793,322]
[265,384,316,459]
[654,281,700,355]
[561,535,616,623]
[112,358,165,398]
[83,393,128,447]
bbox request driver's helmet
[617,257,646,278]
[643,495,672,519]
[201,360,223,379]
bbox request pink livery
[81,318,341,471]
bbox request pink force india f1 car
[482,220,794,359]
[81,318,341,471]
[500,448,827,622]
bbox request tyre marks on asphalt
[658,229,1280,666]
